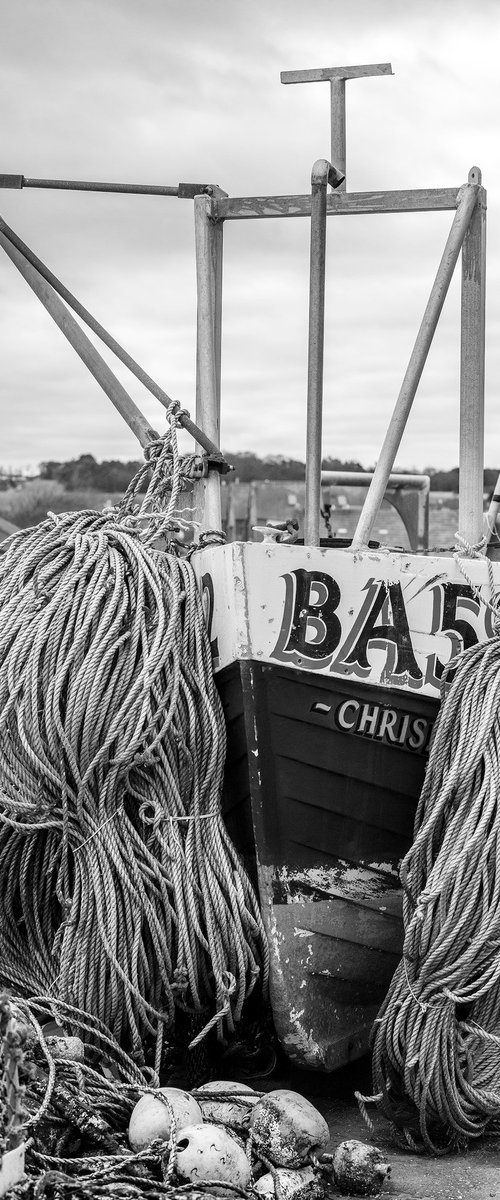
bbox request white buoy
[128,1087,202,1151]
[174,1122,251,1196]
[197,1079,258,1127]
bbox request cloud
[1,0,500,471]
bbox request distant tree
[429,468,460,492]
[484,467,500,493]
[224,451,365,482]
[38,451,499,495]
[428,467,500,493]
[39,460,62,482]
[40,454,99,489]
[40,455,143,492]
[322,456,364,473]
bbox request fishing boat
[0,61,494,1073]
[194,521,499,1069]
[190,62,492,1071]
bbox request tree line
[33,453,500,493]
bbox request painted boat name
[312,696,433,753]
[272,569,494,689]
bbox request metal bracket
[187,454,232,479]
[0,175,23,189]
[202,454,232,476]
[177,183,218,199]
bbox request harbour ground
[259,1055,499,1200]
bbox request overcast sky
[1,0,500,473]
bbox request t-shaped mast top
[280,63,393,191]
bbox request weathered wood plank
[215,187,461,221]
[277,896,401,954]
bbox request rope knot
[454,532,487,559]
[171,968,188,996]
[143,435,170,465]
[454,531,500,628]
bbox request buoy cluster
[127,1081,391,1198]
[129,1081,328,1197]
[0,995,391,1199]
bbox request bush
[0,480,67,528]
[0,483,130,530]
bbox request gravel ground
[256,1055,500,1200]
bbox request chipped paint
[193,542,500,700]
[257,861,402,1071]
[277,862,401,904]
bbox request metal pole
[330,79,346,190]
[305,160,331,546]
[281,63,392,191]
[459,167,486,548]
[351,180,479,551]
[0,231,158,449]
[0,175,216,198]
[194,192,225,535]
[321,470,429,489]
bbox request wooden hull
[193,540,497,1069]
[218,659,437,1069]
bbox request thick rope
[371,622,500,1152]
[0,403,268,1069]
[1,993,282,1199]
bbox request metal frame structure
[0,61,487,555]
[195,151,486,554]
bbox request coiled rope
[0,402,268,1071]
[371,574,500,1153]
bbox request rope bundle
[0,409,268,1069]
[371,633,500,1152]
